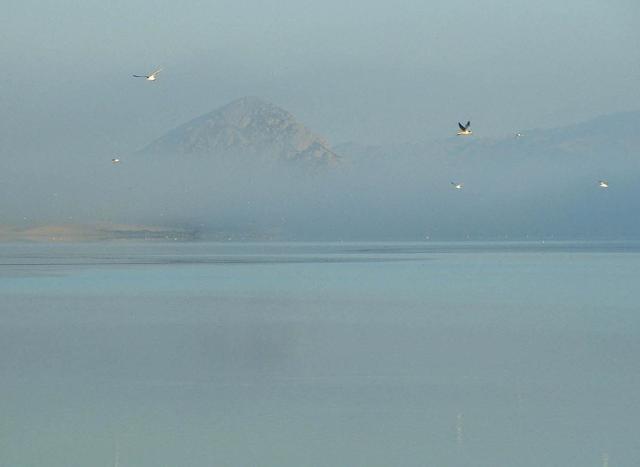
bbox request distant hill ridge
[336,109,640,164]
[140,96,340,166]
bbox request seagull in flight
[112,158,121,164]
[598,180,609,188]
[457,121,472,136]
[515,132,523,138]
[451,181,463,190]
[133,68,162,81]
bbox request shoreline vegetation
[0,224,198,242]
[0,224,291,242]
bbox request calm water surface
[0,242,638,466]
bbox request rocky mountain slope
[139,96,340,167]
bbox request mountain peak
[140,97,340,166]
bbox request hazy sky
[1,0,640,237]
[1,0,639,152]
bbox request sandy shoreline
[0,223,197,242]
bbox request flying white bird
[133,68,162,81]
[451,182,463,190]
[515,132,523,138]
[112,158,121,164]
[457,121,472,136]
[598,180,609,188]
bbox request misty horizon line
[2,222,639,244]
[3,98,639,241]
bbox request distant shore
[0,223,198,242]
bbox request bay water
[1,242,638,466]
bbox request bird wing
[150,68,162,76]
[465,121,471,129]
[132,75,147,78]
[458,122,466,131]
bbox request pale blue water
[0,242,639,466]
